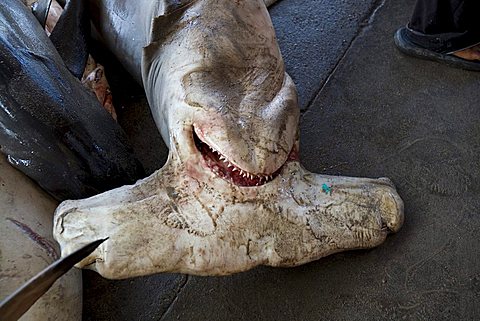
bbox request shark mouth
[193,129,281,187]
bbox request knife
[0,238,107,321]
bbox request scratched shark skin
[53,0,404,278]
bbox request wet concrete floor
[83,0,480,320]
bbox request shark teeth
[206,144,275,184]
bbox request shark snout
[194,115,296,176]
[192,74,299,177]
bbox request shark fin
[31,0,52,28]
[49,0,90,79]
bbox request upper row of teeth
[214,148,273,181]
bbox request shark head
[143,0,299,187]
[186,70,299,186]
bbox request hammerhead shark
[54,0,404,278]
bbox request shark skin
[54,0,404,279]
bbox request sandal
[394,27,480,71]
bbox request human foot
[394,27,480,71]
[452,44,480,61]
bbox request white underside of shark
[53,0,404,279]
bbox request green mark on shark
[322,183,332,196]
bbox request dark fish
[0,0,144,201]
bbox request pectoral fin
[49,0,90,79]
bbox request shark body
[54,0,404,278]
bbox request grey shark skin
[0,0,144,201]
[54,0,404,278]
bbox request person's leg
[407,0,480,54]
[453,44,480,60]
[394,0,480,69]
[410,0,468,35]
